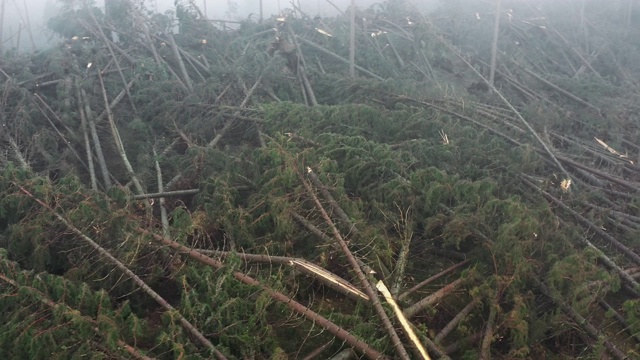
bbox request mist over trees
[1,0,640,359]
[2,0,441,51]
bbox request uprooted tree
[1,0,640,358]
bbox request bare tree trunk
[480,294,498,360]
[296,36,384,80]
[439,39,574,182]
[435,297,481,343]
[168,33,194,93]
[349,0,356,77]
[76,83,97,191]
[287,25,317,106]
[93,77,137,125]
[400,259,470,300]
[522,177,640,291]
[197,249,368,301]
[625,0,633,37]
[97,71,147,202]
[87,11,138,115]
[81,88,112,188]
[22,0,35,50]
[153,147,169,237]
[404,278,465,319]
[391,207,412,297]
[16,23,21,52]
[489,0,501,85]
[131,189,200,200]
[0,0,5,51]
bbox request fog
[1,0,441,51]
[148,0,419,20]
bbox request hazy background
[1,0,441,51]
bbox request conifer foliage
[1,0,640,358]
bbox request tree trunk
[489,0,501,85]
[349,0,356,77]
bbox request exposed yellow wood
[376,280,431,360]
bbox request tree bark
[489,0,501,85]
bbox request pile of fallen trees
[1,0,640,358]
